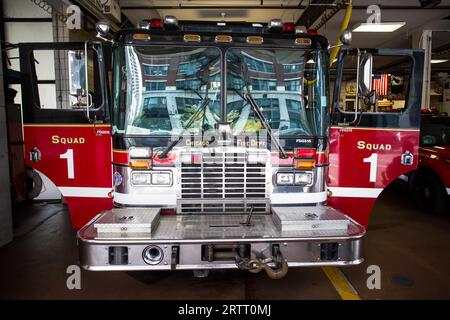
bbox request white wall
[3,0,55,108]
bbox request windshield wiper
[243,90,288,159]
[157,97,210,159]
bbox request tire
[26,169,43,199]
[410,170,448,214]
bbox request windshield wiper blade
[244,92,288,159]
[157,97,210,159]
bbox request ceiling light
[431,59,449,64]
[352,22,406,32]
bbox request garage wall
[0,40,13,247]
[3,0,55,107]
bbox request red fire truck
[17,17,424,278]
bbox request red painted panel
[328,126,420,226]
[23,124,113,227]
[112,149,128,165]
[327,197,376,227]
[65,197,113,228]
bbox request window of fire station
[226,48,329,137]
[113,46,221,136]
[338,54,412,113]
[31,48,102,110]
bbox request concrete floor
[0,182,449,299]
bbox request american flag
[372,73,390,96]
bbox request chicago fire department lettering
[51,135,85,144]
[357,141,392,151]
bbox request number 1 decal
[60,149,75,179]
[363,153,378,183]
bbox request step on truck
[17,17,424,278]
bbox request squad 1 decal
[327,127,420,227]
[23,124,113,228]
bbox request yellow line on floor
[322,267,361,300]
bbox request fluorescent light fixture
[352,22,405,32]
[431,59,449,64]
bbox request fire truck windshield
[226,48,328,137]
[112,45,329,138]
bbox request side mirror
[357,53,377,107]
[96,21,113,43]
[357,53,372,91]
[340,29,352,46]
[68,50,87,107]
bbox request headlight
[131,172,151,185]
[276,173,294,185]
[295,172,313,185]
[151,172,172,186]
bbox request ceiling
[118,0,450,69]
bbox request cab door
[19,42,113,228]
[328,48,424,226]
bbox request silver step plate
[271,206,349,233]
[94,208,160,236]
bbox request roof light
[352,22,405,32]
[184,34,201,42]
[295,38,312,46]
[246,36,263,44]
[137,20,150,29]
[217,22,226,26]
[215,35,232,43]
[252,23,263,28]
[149,18,164,29]
[164,15,179,29]
[268,19,283,32]
[133,34,151,40]
[295,26,307,34]
[283,23,296,33]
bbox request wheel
[410,171,448,214]
[25,169,43,199]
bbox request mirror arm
[328,43,343,50]
[84,41,93,120]
[96,33,114,44]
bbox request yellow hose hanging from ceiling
[329,2,353,67]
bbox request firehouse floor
[0,182,449,300]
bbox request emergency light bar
[268,20,297,34]
[137,16,179,31]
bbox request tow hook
[235,246,288,279]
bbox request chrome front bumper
[77,206,365,271]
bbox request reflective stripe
[271,191,327,204]
[58,187,111,198]
[113,192,177,205]
[328,187,383,198]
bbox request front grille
[178,151,269,214]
